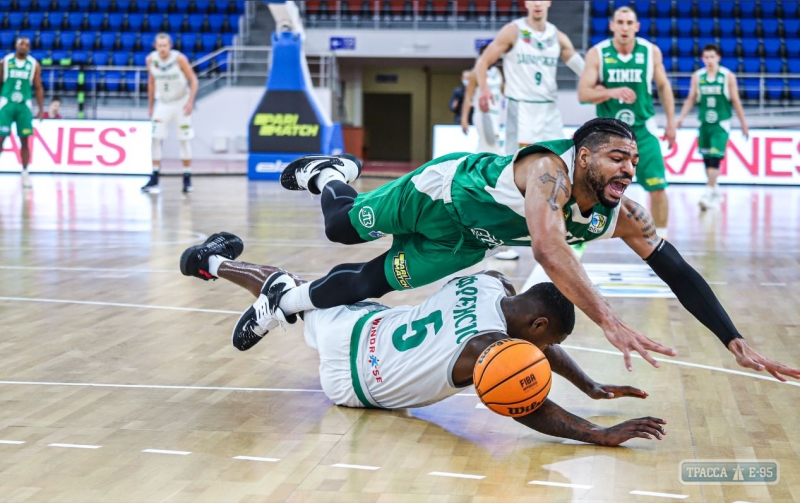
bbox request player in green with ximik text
[579,5,675,239]
[0,37,44,189]
[677,43,749,210]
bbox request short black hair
[51,96,62,103]
[573,117,636,152]
[526,282,576,335]
[702,43,722,56]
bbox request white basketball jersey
[351,274,509,409]
[149,50,188,103]
[474,66,504,115]
[503,19,561,102]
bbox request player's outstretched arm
[544,345,648,399]
[217,261,307,299]
[514,399,665,446]
[523,153,675,370]
[615,197,800,381]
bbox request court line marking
[48,443,101,449]
[560,345,800,388]
[528,480,593,489]
[331,463,380,471]
[0,297,241,315]
[429,471,485,480]
[142,449,192,456]
[0,380,326,393]
[759,282,786,286]
[0,265,330,277]
[0,440,25,445]
[233,456,280,462]
[629,490,689,499]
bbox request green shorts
[0,102,34,137]
[348,154,490,291]
[632,124,668,192]
[698,123,729,159]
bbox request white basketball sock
[314,168,346,192]
[208,255,230,277]
[278,283,315,315]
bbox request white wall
[305,29,496,58]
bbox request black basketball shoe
[231,271,297,351]
[141,172,160,194]
[179,232,244,281]
[280,153,362,195]
[182,173,193,193]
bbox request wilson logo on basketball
[519,373,538,391]
[507,402,542,416]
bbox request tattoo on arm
[539,171,569,211]
[514,399,601,444]
[544,345,595,392]
[626,202,660,246]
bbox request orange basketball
[473,339,552,418]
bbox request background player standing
[677,43,749,210]
[0,37,43,189]
[141,33,198,194]
[461,44,505,155]
[579,6,675,238]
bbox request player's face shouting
[585,138,637,208]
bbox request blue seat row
[593,0,795,18]
[3,0,245,14]
[1,12,240,33]
[663,57,787,74]
[593,17,793,39]
[0,30,233,51]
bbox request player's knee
[705,157,721,169]
[324,216,360,245]
[179,139,192,160]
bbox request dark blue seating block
[154,0,170,12]
[739,1,756,17]
[783,1,799,17]
[107,13,124,30]
[765,79,784,100]
[662,56,673,72]
[590,34,606,47]
[59,31,77,49]
[208,13,224,31]
[96,0,111,10]
[740,19,757,37]
[140,32,155,51]
[168,13,184,31]
[175,0,190,13]
[232,0,244,13]
[786,39,800,58]
[697,19,714,37]
[654,18,672,37]
[676,58,695,72]
[763,39,781,57]
[742,58,761,73]
[740,38,759,58]
[31,50,47,61]
[762,19,778,38]
[133,0,149,13]
[51,49,69,61]
[697,0,714,17]
[719,38,737,57]
[676,76,691,98]
[179,32,197,51]
[761,1,777,17]
[188,13,204,31]
[71,50,88,63]
[221,32,233,46]
[120,32,136,50]
[741,77,759,99]
[592,18,608,36]
[88,13,104,30]
[63,69,79,90]
[39,30,56,49]
[228,14,240,32]
[133,50,147,65]
[789,80,800,100]
[92,50,109,65]
[147,13,165,31]
[112,51,129,65]
[200,33,217,51]
[194,0,210,14]
[764,58,783,73]
[56,0,71,10]
[654,37,673,56]
[28,12,44,29]
[721,57,740,72]
[787,59,800,73]
[676,20,693,37]
[99,32,116,49]
[677,39,694,56]
[104,70,122,91]
[718,19,735,37]
[0,32,17,48]
[593,0,610,15]
[127,13,144,30]
[8,12,25,29]
[717,0,735,17]
[215,51,227,70]
[675,1,692,17]
[17,0,32,11]
[67,12,85,30]
[79,32,96,49]
[115,0,131,12]
[633,0,650,17]
[784,20,800,38]
[654,0,671,17]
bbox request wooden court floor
[0,174,798,503]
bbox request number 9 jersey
[303,274,509,409]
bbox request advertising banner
[0,120,152,175]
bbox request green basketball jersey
[1,53,37,104]
[438,140,621,247]
[696,66,732,126]
[594,38,655,127]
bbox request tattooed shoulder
[624,200,659,246]
[538,169,570,211]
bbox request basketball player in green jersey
[181,118,800,383]
[677,43,749,210]
[0,37,44,189]
[579,6,675,238]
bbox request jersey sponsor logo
[393,252,412,289]
[367,318,384,384]
[9,69,30,79]
[635,52,645,65]
[515,54,559,67]
[454,276,480,343]
[10,92,24,103]
[252,113,320,138]
[701,86,723,95]
[520,29,532,44]
[519,373,538,392]
[615,109,636,125]
[705,110,719,123]
[470,228,504,249]
[588,213,607,234]
[368,230,386,239]
[358,206,376,228]
[604,57,618,64]
[607,68,644,83]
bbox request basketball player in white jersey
[179,232,667,446]
[474,1,585,261]
[141,33,198,194]
[476,1,584,153]
[461,45,504,155]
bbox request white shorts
[505,100,564,155]
[473,110,504,155]
[152,94,194,140]
[303,303,383,408]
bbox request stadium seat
[697,19,714,37]
[200,33,218,51]
[108,13,124,30]
[761,1,777,17]
[762,19,779,38]
[228,14,240,32]
[208,13,224,31]
[59,32,77,49]
[0,32,16,48]
[28,12,44,29]
[88,13,104,30]
[188,13,204,32]
[133,0,149,12]
[71,50,88,63]
[79,32,96,49]
[193,0,210,14]
[764,58,783,73]
[763,39,782,58]
[592,0,609,16]
[696,0,714,17]
[786,39,800,58]
[654,0,671,17]
[122,73,137,92]
[140,32,155,50]
[654,37,673,57]
[741,77,759,99]
[67,12,85,30]
[168,14,184,31]
[788,59,800,74]
[115,0,131,12]
[740,19,757,38]
[676,20,693,38]
[718,19,735,38]
[99,32,116,49]
[147,13,165,31]
[133,51,147,65]
[633,0,650,17]
[154,0,170,12]
[783,1,799,17]
[215,52,227,70]
[120,32,137,50]
[742,58,761,73]
[38,31,56,49]
[17,0,32,11]
[676,77,691,98]
[127,13,144,31]
[179,32,197,51]
[662,57,674,72]
[590,34,605,47]
[765,79,784,100]
[654,18,672,37]
[76,0,92,10]
[677,39,694,57]
[51,50,69,62]
[220,32,233,46]
[103,70,122,91]
[31,50,47,61]
[92,50,109,64]
[676,58,695,73]
[741,38,759,58]
[112,51,129,65]
[8,12,25,29]
[719,38,737,58]
[232,0,245,13]
[211,0,227,13]
[96,0,112,10]
[721,57,740,72]
[592,18,608,37]
[56,0,71,11]
[675,1,692,18]
[175,0,190,13]
[717,0,734,17]
[788,80,800,101]
[784,20,800,38]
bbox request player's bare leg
[650,189,669,237]
[19,137,32,188]
[217,261,306,298]
[142,133,162,193]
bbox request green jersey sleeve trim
[349,310,388,409]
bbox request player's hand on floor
[603,320,677,371]
[727,339,800,382]
[601,417,666,446]
[586,383,648,400]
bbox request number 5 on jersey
[392,310,443,352]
